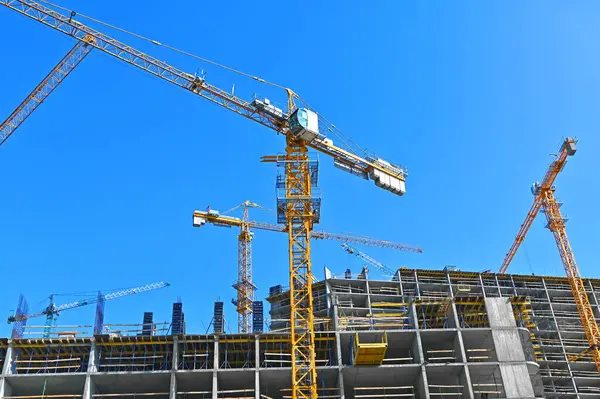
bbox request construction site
[1,1,599,399]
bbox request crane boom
[342,243,397,276]
[192,209,422,252]
[499,138,576,274]
[8,281,170,323]
[0,0,407,196]
[0,35,93,146]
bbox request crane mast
[0,35,94,146]
[2,2,410,397]
[233,201,258,333]
[499,138,600,373]
[284,135,318,398]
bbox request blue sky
[1,1,599,337]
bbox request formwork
[1,269,599,399]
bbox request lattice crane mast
[2,2,409,397]
[7,281,170,338]
[498,137,600,373]
[0,35,94,146]
[193,204,422,333]
[341,243,399,277]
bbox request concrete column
[172,337,179,371]
[495,275,503,298]
[364,278,373,330]
[212,336,219,399]
[478,274,487,298]
[337,367,346,399]
[84,338,97,399]
[460,364,475,399]
[410,302,419,329]
[446,271,455,299]
[485,297,536,399]
[509,276,518,297]
[0,377,12,397]
[414,271,421,298]
[170,372,177,399]
[332,303,340,332]
[418,365,431,399]
[454,329,468,363]
[88,339,98,373]
[414,329,424,364]
[396,269,404,297]
[254,336,260,399]
[2,341,14,375]
[83,375,95,399]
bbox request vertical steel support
[0,36,94,146]
[542,190,600,373]
[236,222,253,333]
[285,135,317,399]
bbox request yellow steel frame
[285,135,317,399]
[542,189,600,372]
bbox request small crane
[341,243,399,278]
[8,281,170,338]
[194,203,421,333]
[499,137,600,374]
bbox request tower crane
[498,137,600,374]
[0,35,94,146]
[2,2,409,397]
[8,281,170,338]
[193,203,422,333]
[341,243,399,277]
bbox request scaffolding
[179,336,214,370]
[218,335,255,369]
[97,336,173,372]
[454,297,489,328]
[12,338,91,374]
[414,298,451,329]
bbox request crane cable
[36,0,369,158]
[37,0,287,90]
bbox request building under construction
[1,268,600,399]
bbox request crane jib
[2,0,408,197]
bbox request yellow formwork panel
[353,332,387,366]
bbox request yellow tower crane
[1,2,409,397]
[193,203,422,333]
[499,138,600,374]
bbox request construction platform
[0,268,599,399]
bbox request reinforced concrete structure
[1,268,600,399]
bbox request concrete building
[1,268,599,398]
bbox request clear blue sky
[1,1,599,337]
